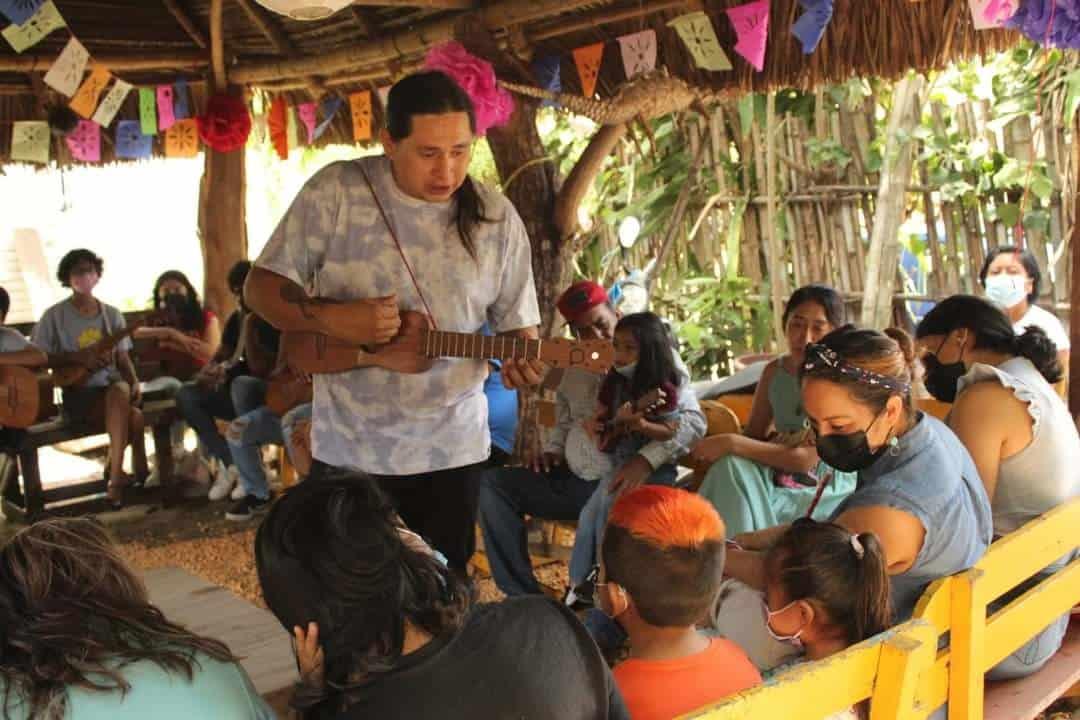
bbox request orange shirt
[613,637,761,720]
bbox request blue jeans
[227,403,312,500]
[478,463,598,597]
[175,375,265,466]
[568,460,678,586]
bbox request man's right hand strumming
[316,295,401,346]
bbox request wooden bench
[679,618,940,719]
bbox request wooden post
[1068,108,1080,417]
[765,91,787,348]
[861,75,923,329]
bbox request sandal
[106,475,131,509]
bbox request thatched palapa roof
[0,0,1019,165]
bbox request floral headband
[802,343,911,394]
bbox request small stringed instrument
[282,311,613,376]
[598,387,668,451]
[0,366,41,428]
[52,313,163,388]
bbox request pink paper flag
[157,85,177,130]
[969,0,1018,30]
[616,29,657,79]
[726,0,770,72]
[297,102,317,143]
[65,119,100,162]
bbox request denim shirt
[831,413,993,621]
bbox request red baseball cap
[557,280,608,324]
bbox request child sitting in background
[759,519,892,719]
[598,486,761,720]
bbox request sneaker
[230,478,247,501]
[225,494,272,521]
[208,464,238,501]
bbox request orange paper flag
[69,65,111,119]
[572,43,604,98]
[349,91,372,142]
[165,118,199,158]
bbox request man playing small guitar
[31,249,147,507]
[246,72,544,573]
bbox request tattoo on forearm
[279,284,318,320]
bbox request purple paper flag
[531,54,561,107]
[0,0,44,26]
[313,96,342,140]
[173,79,190,120]
[726,0,770,72]
[298,102,317,143]
[115,120,153,159]
[65,119,100,162]
[792,0,834,54]
[1005,0,1080,48]
[157,85,176,130]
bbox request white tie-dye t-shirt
[256,156,539,475]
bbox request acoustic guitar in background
[597,387,668,452]
[282,310,613,376]
[51,313,163,388]
[0,366,41,428]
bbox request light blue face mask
[614,362,637,378]
[984,274,1028,309]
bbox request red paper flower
[196,93,252,153]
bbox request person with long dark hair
[691,285,856,535]
[255,473,629,719]
[244,71,543,572]
[916,295,1079,679]
[0,518,272,719]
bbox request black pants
[310,460,484,574]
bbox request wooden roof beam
[351,0,474,7]
[0,51,208,72]
[528,0,695,43]
[233,0,327,97]
[229,0,613,84]
[162,0,209,49]
[347,5,378,37]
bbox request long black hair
[616,312,680,401]
[386,71,490,260]
[980,246,1041,303]
[783,284,846,328]
[255,471,469,717]
[151,270,207,335]
[916,294,1062,384]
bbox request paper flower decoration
[196,93,252,153]
[423,41,513,135]
[1005,0,1080,49]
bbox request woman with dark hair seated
[255,473,629,719]
[0,518,272,719]
[916,295,1080,679]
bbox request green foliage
[804,138,852,172]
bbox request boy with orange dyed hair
[598,486,761,720]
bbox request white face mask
[985,274,1028,309]
[763,598,805,649]
[614,362,637,378]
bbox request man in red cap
[478,280,705,603]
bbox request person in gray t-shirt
[0,286,47,445]
[31,250,147,507]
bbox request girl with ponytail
[916,295,1080,680]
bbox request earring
[888,435,900,456]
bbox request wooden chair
[681,400,743,491]
[679,619,940,719]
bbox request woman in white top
[916,294,1080,680]
[979,246,1069,374]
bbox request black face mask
[814,412,888,473]
[922,336,966,404]
[162,292,188,313]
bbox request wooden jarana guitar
[598,387,668,451]
[282,311,613,376]
[52,313,162,388]
[0,366,41,428]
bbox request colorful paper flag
[115,120,152,159]
[376,85,390,109]
[0,0,45,26]
[531,55,561,107]
[138,87,158,135]
[157,85,176,130]
[970,0,1018,30]
[43,36,89,97]
[11,121,49,164]
[173,79,190,119]
[726,0,770,72]
[286,104,300,150]
[313,96,342,140]
[349,90,372,142]
[572,43,604,98]
[792,0,834,54]
[165,118,199,158]
[617,29,657,79]
[91,77,132,127]
[65,119,100,162]
[669,12,732,71]
[1,0,64,53]
[69,65,111,119]
[297,102,317,144]
[268,96,288,159]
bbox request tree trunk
[861,75,923,329]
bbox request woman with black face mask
[717,326,991,671]
[916,295,1079,681]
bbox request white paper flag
[44,36,89,97]
[91,78,133,127]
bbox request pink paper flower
[424,42,514,135]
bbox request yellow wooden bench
[678,618,940,719]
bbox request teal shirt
[1,652,276,719]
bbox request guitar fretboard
[423,331,541,361]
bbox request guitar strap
[359,164,439,331]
